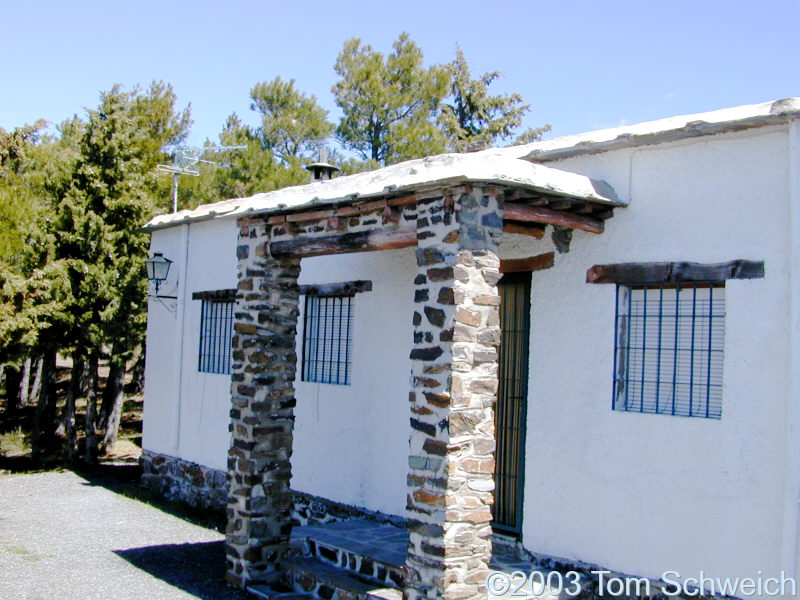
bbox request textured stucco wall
[520,126,792,583]
[143,218,238,471]
[142,123,796,587]
[291,248,417,518]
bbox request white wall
[143,218,238,470]
[519,126,793,584]
[142,227,182,457]
[292,248,417,518]
[142,123,798,588]
[144,225,419,517]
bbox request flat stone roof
[143,151,620,232]
[143,97,800,232]
[517,97,800,162]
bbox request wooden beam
[502,220,546,239]
[548,199,572,210]
[299,280,372,297]
[333,199,388,218]
[503,203,604,234]
[586,259,765,284]
[270,225,418,259]
[191,288,237,301]
[382,205,401,224]
[500,252,555,274]
[526,197,550,206]
[286,208,335,223]
[387,193,419,207]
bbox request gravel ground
[0,470,248,600]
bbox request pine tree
[332,33,448,165]
[439,45,550,151]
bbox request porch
[247,519,568,600]
[223,152,623,600]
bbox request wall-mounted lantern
[145,252,173,296]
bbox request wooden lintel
[334,199,387,217]
[548,199,572,210]
[299,280,373,297]
[586,259,765,284]
[504,203,604,234]
[382,205,401,224]
[500,252,555,274]
[286,208,335,223]
[503,220,546,239]
[270,225,417,259]
[387,194,418,207]
[526,197,550,206]
[192,288,237,301]
[266,215,286,225]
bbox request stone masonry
[225,190,503,596]
[226,216,302,588]
[405,188,503,600]
[140,450,228,511]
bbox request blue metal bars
[301,295,353,385]
[198,299,234,375]
[614,284,725,418]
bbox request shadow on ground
[115,541,248,600]
[76,463,227,533]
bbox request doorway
[492,271,531,537]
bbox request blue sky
[4,0,798,147]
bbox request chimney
[305,149,339,182]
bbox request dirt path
[0,471,247,600]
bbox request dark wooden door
[492,272,531,537]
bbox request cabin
[140,98,800,600]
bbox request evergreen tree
[332,33,448,165]
[48,83,189,460]
[439,45,550,151]
[250,77,333,162]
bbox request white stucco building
[141,98,800,599]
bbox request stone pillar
[226,217,301,588]
[405,188,504,600]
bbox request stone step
[247,583,315,600]
[283,556,401,600]
[365,588,403,600]
[304,536,406,589]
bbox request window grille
[198,299,234,375]
[614,284,725,418]
[302,295,353,385]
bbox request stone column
[226,217,301,588]
[405,188,504,600]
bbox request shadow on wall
[114,541,247,600]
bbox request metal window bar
[302,295,353,385]
[614,284,725,418]
[492,272,530,537]
[198,299,234,375]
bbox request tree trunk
[32,352,57,462]
[4,365,21,415]
[18,357,32,408]
[64,356,84,464]
[101,357,126,452]
[127,347,145,394]
[29,357,44,407]
[84,353,100,465]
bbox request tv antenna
[158,144,246,212]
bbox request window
[302,295,353,385]
[198,298,234,375]
[588,259,764,419]
[614,284,725,418]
